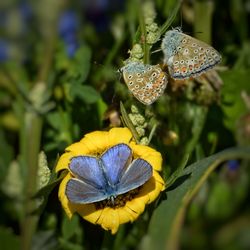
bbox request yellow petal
[125,197,146,216]
[77,204,103,224]
[65,141,90,155]
[122,203,142,221]
[58,173,75,218]
[131,144,163,171]
[117,207,135,224]
[97,207,120,234]
[141,172,165,204]
[108,127,132,146]
[81,131,110,154]
[55,152,73,172]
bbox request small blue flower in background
[19,1,33,22]
[82,0,125,32]
[227,160,240,171]
[59,10,79,58]
[0,40,9,62]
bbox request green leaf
[120,101,140,144]
[0,227,20,250]
[32,168,67,215]
[146,147,250,250]
[74,45,92,83]
[33,170,67,199]
[55,44,92,83]
[221,69,250,131]
[32,230,58,250]
[0,130,14,183]
[62,215,80,240]
[69,85,101,104]
[159,0,183,35]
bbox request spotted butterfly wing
[121,62,168,105]
[161,29,221,80]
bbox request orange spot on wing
[181,66,187,73]
[153,72,166,87]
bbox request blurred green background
[0,0,250,249]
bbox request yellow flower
[56,127,165,234]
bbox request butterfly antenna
[151,48,162,54]
[180,4,183,29]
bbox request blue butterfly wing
[69,156,107,189]
[115,158,153,196]
[66,178,108,204]
[101,143,132,185]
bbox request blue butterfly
[66,143,153,204]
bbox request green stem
[20,15,57,250]
[138,0,150,64]
[194,0,214,44]
[148,122,158,144]
[113,226,126,250]
[37,34,56,83]
[120,101,140,144]
[159,0,182,36]
[178,106,208,169]
[104,35,125,67]
[21,113,43,250]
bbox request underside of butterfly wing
[162,30,221,80]
[122,62,168,105]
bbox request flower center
[95,188,140,209]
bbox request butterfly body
[161,29,221,79]
[121,62,168,105]
[66,143,153,205]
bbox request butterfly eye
[194,56,198,60]
[174,61,179,65]
[182,39,187,44]
[152,72,157,77]
[192,43,197,47]
[199,47,204,51]
[180,60,184,64]
[129,81,133,85]
[135,85,140,89]
[177,46,182,51]
[206,49,210,53]
[141,70,146,74]
[194,49,198,54]
[128,75,133,79]
[137,73,141,77]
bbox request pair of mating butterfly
[65,29,221,206]
[121,28,222,105]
